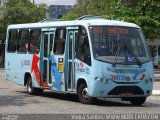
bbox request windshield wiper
[112,40,142,67]
[123,45,142,67]
[112,41,122,67]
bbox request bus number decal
[111,75,130,81]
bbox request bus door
[41,31,54,88]
[66,29,78,91]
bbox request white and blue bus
[5,16,154,105]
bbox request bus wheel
[27,77,35,95]
[129,97,146,106]
[27,77,43,95]
[78,83,93,104]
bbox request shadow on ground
[14,90,160,107]
[0,95,26,106]
[41,91,160,107]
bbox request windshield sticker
[127,56,134,62]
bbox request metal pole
[33,0,35,4]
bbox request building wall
[0,0,6,17]
[0,0,6,7]
[49,5,72,19]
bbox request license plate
[120,92,133,96]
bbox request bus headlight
[103,79,109,84]
[94,77,110,84]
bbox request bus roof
[7,19,140,30]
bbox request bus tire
[78,83,93,104]
[26,77,43,95]
[27,77,36,95]
[129,97,146,106]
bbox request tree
[63,0,160,39]
[63,0,88,20]
[86,0,112,16]
[0,0,46,39]
[62,0,113,20]
[107,0,160,39]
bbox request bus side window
[54,28,66,54]
[18,30,29,53]
[76,26,91,66]
[7,30,17,52]
[30,29,41,54]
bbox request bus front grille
[108,86,144,95]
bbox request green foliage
[1,0,159,39]
[107,0,160,39]
[0,0,46,39]
[63,0,112,20]
[62,11,78,20]
[86,0,112,16]
[63,0,160,39]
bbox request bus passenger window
[30,29,41,54]
[18,30,29,53]
[7,30,17,52]
[54,28,66,54]
[44,34,48,57]
[76,27,91,65]
[69,32,73,59]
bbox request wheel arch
[24,72,31,86]
[76,78,88,93]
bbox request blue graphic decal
[133,73,139,80]
[51,55,62,91]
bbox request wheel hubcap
[27,81,32,93]
[82,88,89,99]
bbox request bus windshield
[89,26,150,65]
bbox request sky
[33,0,77,6]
